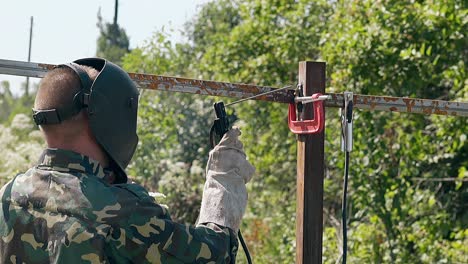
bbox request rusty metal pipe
[325,93,468,117]
[1,59,466,117]
[0,59,294,104]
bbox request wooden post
[296,61,326,264]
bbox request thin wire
[209,124,216,149]
[225,85,293,106]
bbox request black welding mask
[32,58,139,183]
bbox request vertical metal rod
[296,61,325,264]
[26,16,33,96]
[114,0,119,25]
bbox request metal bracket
[341,92,353,152]
[288,93,326,134]
[295,95,331,104]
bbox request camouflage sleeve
[105,184,238,263]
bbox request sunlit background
[0,0,209,94]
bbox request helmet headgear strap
[32,63,93,125]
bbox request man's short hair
[34,65,99,138]
[35,65,98,112]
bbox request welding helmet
[32,58,139,183]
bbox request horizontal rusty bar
[410,177,468,182]
[0,59,51,78]
[128,72,294,103]
[326,93,468,117]
[0,59,294,103]
[1,59,467,117]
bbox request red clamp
[288,93,325,134]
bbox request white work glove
[197,127,255,233]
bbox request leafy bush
[0,114,44,185]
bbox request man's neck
[45,136,109,168]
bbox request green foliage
[0,0,465,262]
[122,0,466,262]
[321,1,467,262]
[0,114,44,185]
[0,81,13,122]
[96,2,130,65]
[0,81,36,124]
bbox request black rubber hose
[342,151,350,264]
[238,229,253,264]
[209,124,216,149]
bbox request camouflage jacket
[0,148,238,263]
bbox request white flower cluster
[0,114,44,185]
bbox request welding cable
[209,124,217,150]
[342,150,350,264]
[225,85,293,106]
[238,229,253,264]
[341,99,353,264]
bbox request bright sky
[0,0,210,94]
